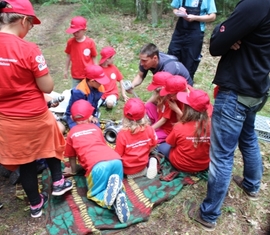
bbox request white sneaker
[146,157,158,179]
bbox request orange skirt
[0,110,65,171]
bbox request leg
[145,102,158,125]
[200,90,245,223]
[105,95,117,109]
[238,111,263,192]
[86,159,123,207]
[157,142,171,159]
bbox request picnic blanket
[41,157,208,235]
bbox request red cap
[147,72,173,91]
[99,46,116,65]
[1,0,41,24]
[176,89,210,112]
[66,16,87,34]
[85,65,110,85]
[160,75,187,96]
[124,98,146,121]
[71,100,94,121]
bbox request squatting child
[64,99,130,223]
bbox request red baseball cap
[99,46,116,65]
[66,16,87,34]
[85,65,110,85]
[147,72,173,91]
[160,75,187,96]
[1,0,41,24]
[176,89,210,112]
[124,98,146,121]
[71,99,94,122]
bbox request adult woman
[0,0,72,218]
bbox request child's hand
[63,71,68,79]
[91,117,99,124]
[122,94,129,102]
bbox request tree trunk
[136,0,147,21]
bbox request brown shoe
[188,202,216,231]
[232,175,259,201]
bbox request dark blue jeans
[200,89,263,223]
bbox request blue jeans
[200,89,263,223]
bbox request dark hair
[0,1,8,9]
[180,104,210,147]
[140,43,159,58]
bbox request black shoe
[52,179,73,196]
[30,192,48,218]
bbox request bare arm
[92,56,98,65]
[69,157,77,174]
[131,71,144,88]
[152,117,167,130]
[119,80,129,102]
[64,54,70,79]
[35,74,54,93]
[185,13,216,23]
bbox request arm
[35,74,54,94]
[69,157,78,174]
[64,54,70,79]
[167,100,183,121]
[131,71,144,88]
[119,80,129,102]
[184,13,216,23]
[209,0,265,56]
[92,56,98,65]
[152,117,167,130]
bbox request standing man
[131,43,193,90]
[188,0,270,231]
[168,0,216,81]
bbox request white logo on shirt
[110,73,116,80]
[36,55,47,71]
[126,138,152,148]
[84,49,91,56]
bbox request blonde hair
[122,116,150,134]
[0,12,26,26]
[180,104,210,148]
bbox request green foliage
[222,206,236,214]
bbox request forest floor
[1,2,270,235]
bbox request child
[145,71,173,143]
[98,46,128,108]
[65,64,109,129]
[148,75,188,143]
[115,98,158,179]
[64,99,130,223]
[157,89,211,173]
[64,16,98,88]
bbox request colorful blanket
[42,157,208,235]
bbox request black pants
[20,158,62,206]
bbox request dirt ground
[1,2,270,235]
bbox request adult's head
[85,65,110,89]
[71,99,94,122]
[0,0,40,37]
[139,43,160,70]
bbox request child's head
[85,65,110,88]
[147,71,173,92]
[176,89,210,113]
[122,98,149,132]
[66,16,87,39]
[160,75,187,100]
[71,99,94,123]
[99,46,116,66]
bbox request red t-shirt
[102,64,123,99]
[0,33,48,116]
[65,37,97,79]
[166,121,211,172]
[115,125,158,175]
[64,123,121,176]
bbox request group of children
[60,15,212,224]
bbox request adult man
[188,0,270,231]
[131,43,193,90]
